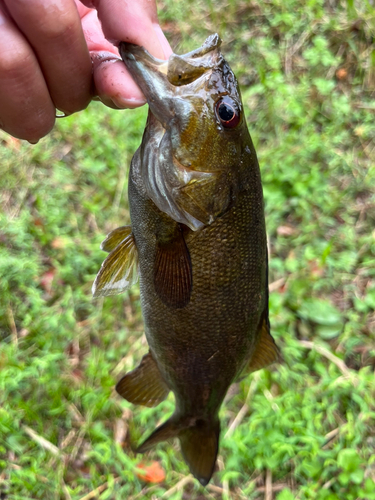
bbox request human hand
[0,0,172,143]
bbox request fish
[92,34,278,486]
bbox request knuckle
[38,14,78,42]
[0,47,32,77]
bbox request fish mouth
[119,34,222,107]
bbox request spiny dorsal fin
[154,228,192,309]
[92,233,138,298]
[116,352,169,408]
[100,226,132,253]
[246,316,279,373]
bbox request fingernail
[111,95,146,109]
[91,51,121,71]
[152,24,173,60]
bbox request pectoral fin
[116,352,169,407]
[100,226,132,253]
[154,227,192,309]
[92,233,138,298]
[246,316,279,373]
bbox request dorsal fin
[100,226,132,253]
[92,232,138,297]
[154,226,192,309]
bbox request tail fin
[179,419,220,486]
[136,418,180,453]
[136,416,220,486]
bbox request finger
[4,0,92,115]
[0,5,55,141]
[93,59,146,109]
[79,7,145,109]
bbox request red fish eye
[215,97,240,128]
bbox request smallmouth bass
[93,34,278,486]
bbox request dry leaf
[136,461,166,483]
[39,269,56,294]
[277,225,296,236]
[51,237,67,249]
[336,68,347,80]
[3,135,21,151]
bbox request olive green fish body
[129,146,267,417]
[93,34,278,485]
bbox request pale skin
[0,0,172,143]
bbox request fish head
[120,35,255,230]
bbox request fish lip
[181,33,222,59]
[119,32,221,65]
[118,42,169,85]
[119,42,170,105]
[119,33,222,91]
[119,42,167,69]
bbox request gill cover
[120,34,243,231]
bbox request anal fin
[154,226,192,309]
[116,352,169,407]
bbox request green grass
[1,0,375,498]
